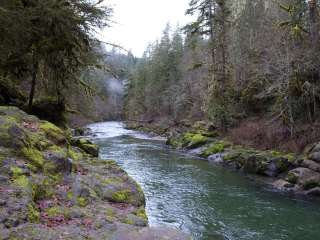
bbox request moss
[122,218,134,225]
[66,191,73,201]
[26,131,51,151]
[285,154,295,163]
[32,179,54,201]
[103,177,123,185]
[26,163,38,173]
[105,207,116,222]
[47,207,60,217]
[21,147,44,170]
[10,167,25,178]
[286,172,298,184]
[183,133,208,148]
[111,190,130,203]
[28,204,40,223]
[13,175,31,189]
[275,158,290,172]
[201,131,218,138]
[67,148,82,162]
[134,207,148,221]
[39,121,65,143]
[77,197,88,207]
[270,151,295,163]
[303,180,320,190]
[201,141,226,157]
[46,206,71,219]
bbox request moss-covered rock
[0,106,191,239]
[21,148,44,170]
[71,138,99,157]
[27,204,40,223]
[201,141,230,157]
[39,121,66,143]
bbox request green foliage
[124,24,184,119]
[201,141,227,157]
[21,147,44,170]
[111,190,131,203]
[28,204,40,223]
[0,0,112,108]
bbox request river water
[88,122,320,240]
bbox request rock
[124,214,147,227]
[112,225,192,240]
[188,146,206,156]
[309,152,320,163]
[208,153,224,163]
[71,138,99,157]
[306,142,320,154]
[0,175,9,183]
[44,150,73,174]
[0,224,9,239]
[273,179,294,190]
[241,155,268,174]
[287,168,320,190]
[301,160,320,172]
[305,187,320,197]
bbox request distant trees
[0,0,112,110]
[125,0,320,136]
[124,25,185,120]
[185,0,231,127]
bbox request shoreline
[124,120,320,200]
[0,107,191,240]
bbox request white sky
[100,0,192,57]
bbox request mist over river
[88,122,320,240]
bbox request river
[88,121,320,240]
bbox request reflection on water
[88,122,320,240]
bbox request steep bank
[0,106,190,239]
[126,121,320,198]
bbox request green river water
[88,122,320,240]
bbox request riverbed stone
[287,168,320,189]
[301,159,320,172]
[273,179,294,190]
[305,187,320,197]
[71,137,99,157]
[112,225,192,240]
[309,151,320,163]
[208,153,224,163]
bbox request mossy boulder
[201,141,230,157]
[222,148,294,177]
[71,138,99,157]
[39,121,66,144]
[0,106,191,239]
[287,168,320,190]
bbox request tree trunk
[28,57,38,111]
[309,0,319,45]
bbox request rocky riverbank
[126,121,320,198]
[0,107,191,239]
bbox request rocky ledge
[129,120,320,199]
[0,106,191,239]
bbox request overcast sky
[100,0,192,57]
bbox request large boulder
[301,160,320,173]
[287,168,320,190]
[306,142,320,163]
[71,138,99,157]
[273,179,294,190]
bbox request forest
[1,1,320,240]
[125,0,320,152]
[1,0,320,152]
